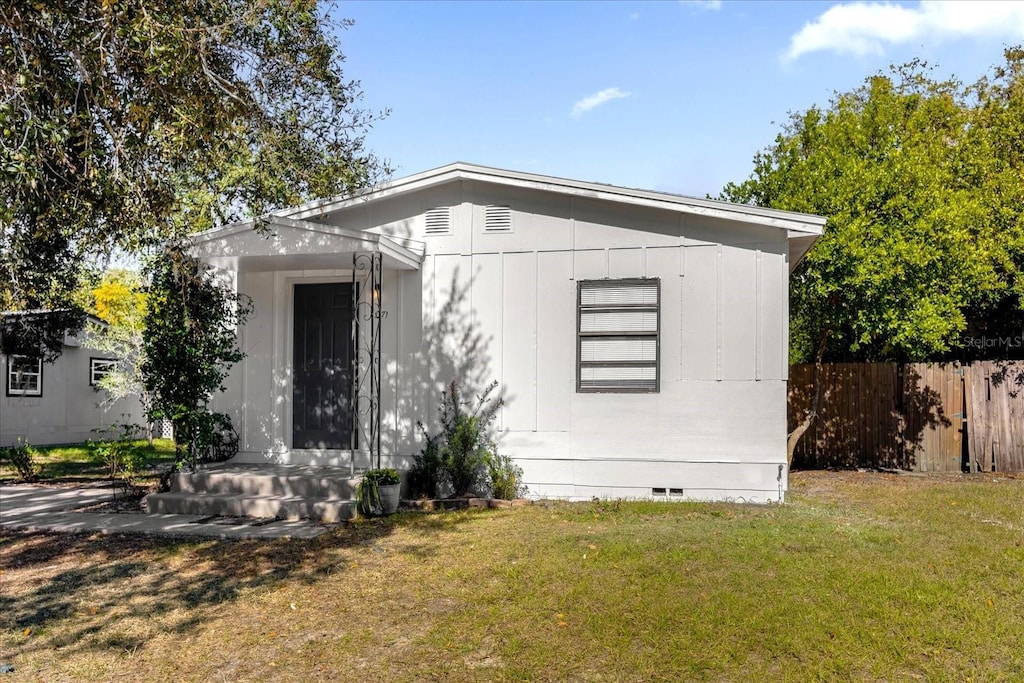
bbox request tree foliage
[92,270,148,330]
[141,244,252,468]
[1,0,386,335]
[0,308,85,362]
[721,50,1024,363]
[86,269,148,402]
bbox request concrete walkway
[0,483,328,539]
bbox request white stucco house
[0,313,146,447]
[189,163,824,503]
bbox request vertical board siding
[646,247,682,384]
[430,254,474,425]
[535,251,574,432]
[394,269,425,454]
[680,246,718,381]
[608,247,644,279]
[502,252,538,431]
[721,246,757,381]
[471,253,504,426]
[573,249,608,280]
[240,271,275,452]
[789,362,1024,472]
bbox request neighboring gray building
[0,315,146,447]
[191,163,824,502]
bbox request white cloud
[570,87,632,119]
[784,1,1024,62]
[680,0,723,10]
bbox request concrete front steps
[143,463,362,523]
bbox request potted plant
[357,467,402,516]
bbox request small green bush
[487,452,526,500]
[89,422,146,495]
[409,431,444,498]
[0,439,40,482]
[412,380,525,499]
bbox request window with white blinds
[577,278,660,392]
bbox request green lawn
[0,439,176,485]
[2,471,1024,681]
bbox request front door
[293,283,354,449]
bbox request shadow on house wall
[383,264,510,467]
[230,263,512,467]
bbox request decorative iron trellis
[351,252,386,472]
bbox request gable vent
[424,206,452,235]
[483,204,513,233]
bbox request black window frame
[576,277,661,394]
[6,354,43,397]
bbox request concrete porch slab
[0,484,329,539]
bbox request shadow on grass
[0,509,481,659]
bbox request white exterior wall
[219,179,792,502]
[0,347,145,447]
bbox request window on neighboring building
[90,358,118,387]
[577,278,660,393]
[6,355,42,397]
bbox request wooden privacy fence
[789,361,1024,472]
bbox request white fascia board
[452,165,827,236]
[273,163,467,222]
[189,220,258,245]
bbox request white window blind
[577,279,660,392]
[580,310,658,333]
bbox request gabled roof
[193,162,824,271]
[276,161,826,237]
[190,215,425,272]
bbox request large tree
[721,50,1024,366]
[1,0,386,334]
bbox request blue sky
[337,1,1024,198]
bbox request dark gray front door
[293,283,354,449]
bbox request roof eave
[273,162,827,236]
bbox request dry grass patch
[3,472,1024,680]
